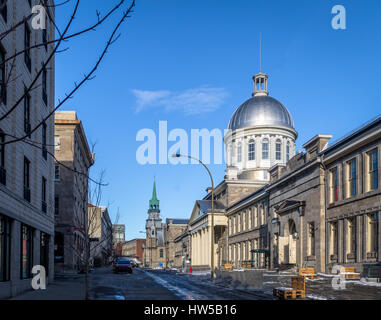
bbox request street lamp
[139,231,148,267]
[172,153,215,279]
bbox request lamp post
[172,153,215,279]
[139,230,148,267]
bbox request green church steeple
[149,178,160,211]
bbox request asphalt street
[88,267,275,300]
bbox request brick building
[164,218,189,268]
[54,111,94,273]
[121,238,145,262]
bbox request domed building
[189,70,299,271]
[224,72,297,183]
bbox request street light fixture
[172,153,215,279]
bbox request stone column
[242,137,247,170]
[356,215,362,263]
[338,219,344,264]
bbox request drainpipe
[320,153,328,273]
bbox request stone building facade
[189,200,226,271]
[323,117,381,273]
[88,204,113,267]
[267,134,330,272]
[164,218,189,268]
[0,1,55,298]
[121,238,145,262]
[173,228,191,270]
[224,118,381,274]
[54,111,94,273]
[227,187,269,269]
[112,224,125,247]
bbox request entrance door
[289,235,296,264]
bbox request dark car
[113,258,133,274]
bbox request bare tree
[0,0,135,149]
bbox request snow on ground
[306,294,329,300]
[191,270,211,276]
[345,278,381,287]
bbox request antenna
[259,32,262,73]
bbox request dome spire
[252,32,268,97]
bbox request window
[308,222,315,256]
[0,215,11,282]
[42,122,47,160]
[41,177,47,213]
[286,142,290,162]
[262,138,269,160]
[275,139,282,160]
[0,46,6,105]
[369,149,378,190]
[40,233,49,276]
[248,140,255,161]
[0,0,7,23]
[237,143,242,163]
[348,159,357,197]
[368,213,379,254]
[21,224,33,279]
[54,196,59,215]
[159,249,164,258]
[330,168,339,202]
[0,132,5,185]
[261,206,265,225]
[54,164,60,180]
[24,23,31,71]
[24,93,31,136]
[23,157,30,202]
[42,67,47,105]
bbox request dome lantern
[252,72,268,97]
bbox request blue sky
[55,0,381,240]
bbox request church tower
[144,179,165,267]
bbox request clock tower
[144,179,166,267]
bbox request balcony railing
[0,166,6,185]
[24,186,31,202]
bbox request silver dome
[228,96,295,131]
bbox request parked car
[113,258,133,274]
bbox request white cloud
[131,87,229,115]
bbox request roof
[228,95,296,134]
[196,200,225,214]
[322,114,381,156]
[165,218,189,225]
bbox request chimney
[302,134,332,162]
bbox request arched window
[276,139,282,160]
[248,140,255,161]
[286,142,290,162]
[237,143,242,163]
[262,138,269,160]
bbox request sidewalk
[9,273,86,300]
